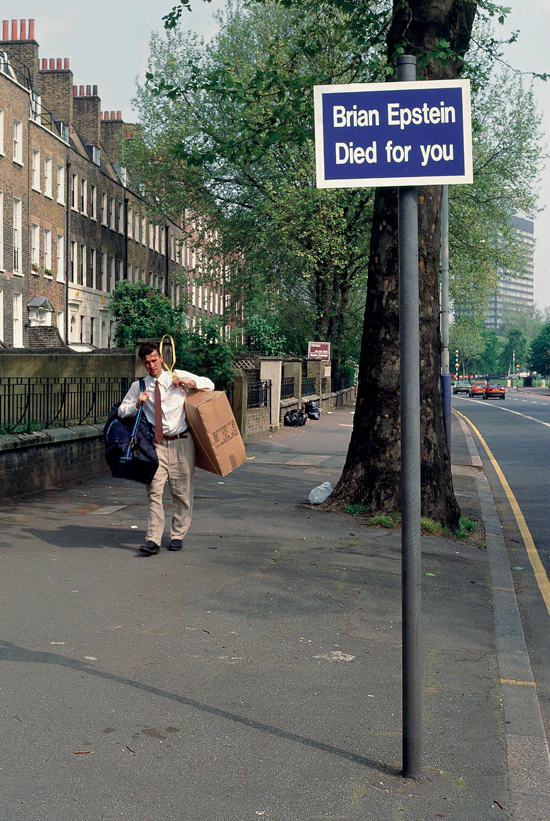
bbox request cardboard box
[185,390,246,476]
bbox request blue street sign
[314,80,472,188]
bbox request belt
[163,429,188,440]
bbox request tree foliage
[110,281,234,389]
[530,324,550,375]
[110,281,187,348]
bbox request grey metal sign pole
[397,54,422,780]
[440,185,452,449]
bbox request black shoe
[139,541,160,555]
[168,539,183,551]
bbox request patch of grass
[455,516,477,540]
[369,512,401,528]
[421,517,445,536]
[345,503,372,516]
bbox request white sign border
[314,79,473,189]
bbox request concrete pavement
[0,403,549,820]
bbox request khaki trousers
[145,434,196,546]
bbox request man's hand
[136,390,149,408]
[173,375,197,390]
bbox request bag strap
[126,378,146,457]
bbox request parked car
[469,381,487,398]
[484,382,506,400]
[452,380,471,395]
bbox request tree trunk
[327,0,477,529]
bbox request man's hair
[138,340,161,360]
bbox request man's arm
[172,370,215,392]
[118,380,146,418]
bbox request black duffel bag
[104,379,159,484]
[284,408,307,427]
[304,400,321,420]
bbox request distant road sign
[308,342,331,361]
[314,80,472,188]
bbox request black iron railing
[281,376,295,399]
[301,377,316,396]
[0,376,133,434]
[331,375,353,392]
[247,379,271,409]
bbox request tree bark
[328,0,477,529]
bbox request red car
[469,381,486,398]
[484,382,506,400]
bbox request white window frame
[118,201,124,234]
[109,196,116,230]
[44,229,52,273]
[0,109,4,156]
[13,198,22,274]
[32,148,40,191]
[56,310,65,340]
[31,223,40,268]
[80,244,86,286]
[44,156,52,198]
[90,184,97,220]
[56,234,64,282]
[89,247,96,289]
[70,241,77,283]
[13,293,23,346]
[13,119,22,164]
[127,206,133,238]
[71,173,78,210]
[57,164,65,204]
[101,252,107,292]
[101,192,108,225]
[80,178,87,215]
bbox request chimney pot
[104,111,109,120]
[111,110,115,120]
[49,58,55,70]
[64,58,69,69]
[117,110,122,120]
[93,85,98,96]
[29,19,34,39]
[73,85,77,96]
[11,19,17,40]
[20,20,26,40]
[86,85,91,96]
[2,21,9,40]
[41,58,47,70]
[57,58,62,69]
[79,85,85,96]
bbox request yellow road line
[500,678,536,687]
[454,409,550,620]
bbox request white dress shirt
[118,368,214,436]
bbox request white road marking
[455,397,550,429]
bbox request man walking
[119,340,214,555]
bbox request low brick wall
[0,426,107,502]
[245,407,270,437]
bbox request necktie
[154,380,163,443]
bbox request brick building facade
[0,18,238,349]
